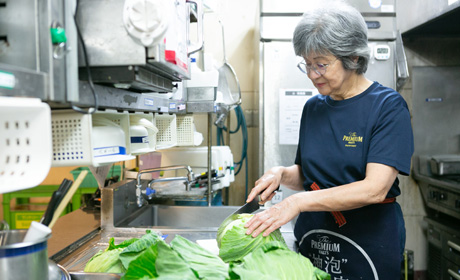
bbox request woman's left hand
[244,195,301,237]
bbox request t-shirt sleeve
[367,94,414,175]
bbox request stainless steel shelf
[72,81,187,114]
[0,63,48,99]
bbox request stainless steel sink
[116,205,241,228]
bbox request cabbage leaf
[229,241,331,280]
[119,231,163,269]
[217,214,287,262]
[170,235,229,280]
[121,240,198,280]
[84,247,125,273]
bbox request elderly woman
[245,1,413,279]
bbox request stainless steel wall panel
[412,66,460,156]
[260,0,396,14]
[0,63,48,98]
[0,0,39,70]
[397,0,460,34]
[261,15,396,41]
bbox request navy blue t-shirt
[294,81,414,197]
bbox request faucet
[135,165,195,207]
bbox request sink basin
[117,205,241,228]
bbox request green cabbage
[122,239,198,280]
[119,231,163,269]
[84,236,139,273]
[217,214,287,262]
[85,230,230,279]
[84,247,125,273]
[170,235,229,280]
[230,241,331,280]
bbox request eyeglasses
[297,58,338,76]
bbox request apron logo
[300,229,379,280]
[311,235,341,255]
[342,132,363,148]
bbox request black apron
[294,202,405,280]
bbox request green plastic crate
[71,166,122,188]
[12,211,44,229]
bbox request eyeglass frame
[297,58,339,76]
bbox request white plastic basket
[154,113,177,149]
[51,110,135,167]
[0,97,52,193]
[176,115,195,146]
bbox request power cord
[71,0,98,114]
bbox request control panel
[428,185,460,215]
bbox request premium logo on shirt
[343,132,363,148]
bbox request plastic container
[176,115,195,146]
[0,97,52,193]
[51,110,135,167]
[129,113,157,155]
[0,229,50,280]
[154,114,177,149]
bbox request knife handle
[41,190,62,226]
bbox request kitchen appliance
[411,66,460,279]
[258,0,409,180]
[430,155,460,176]
[75,0,203,93]
[0,0,205,113]
[425,216,460,280]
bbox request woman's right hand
[246,166,284,204]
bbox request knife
[219,196,261,231]
[41,190,62,226]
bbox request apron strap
[310,182,347,227]
[309,182,396,228]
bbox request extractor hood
[398,0,460,37]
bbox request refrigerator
[258,0,409,197]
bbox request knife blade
[219,196,261,230]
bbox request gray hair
[293,1,370,74]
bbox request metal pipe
[207,112,213,206]
[225,112,231,205]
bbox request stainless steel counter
[49,206,297,273]
[48,209,101,260]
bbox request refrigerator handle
[395,30,409,92]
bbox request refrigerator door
[260,41,314,173]
[367,41,397,89]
